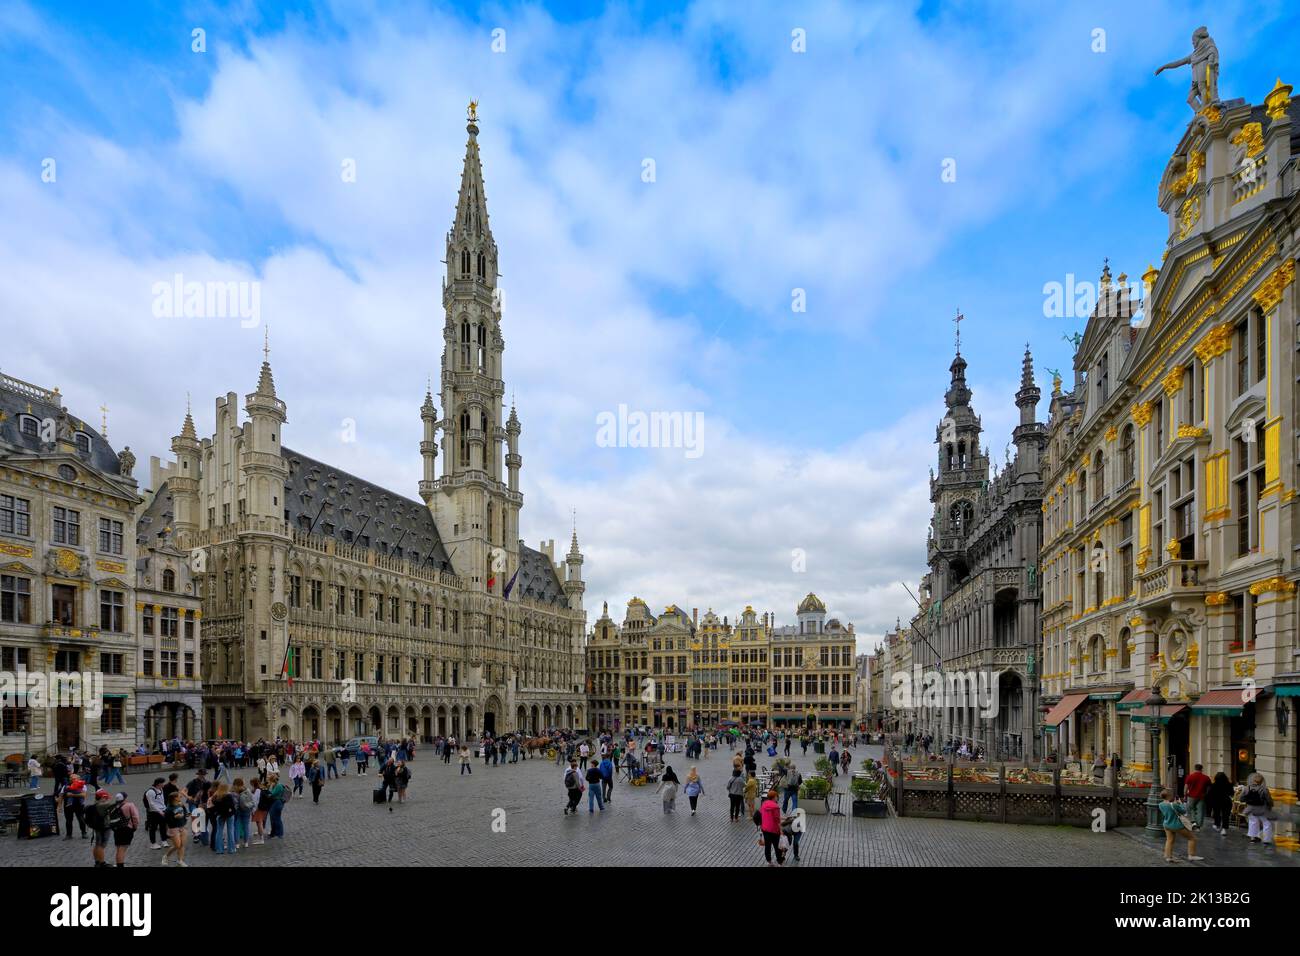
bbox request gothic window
[1090,636,1104,673]
[476,252,486,278]
[949,500,973,535]
[460,248,470,276]
[946,444,955,470]
[460,410,470,466]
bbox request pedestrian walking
[1158,788,1203,862]
[309,760,325,804]
[110,792,138,866]
[459,746,472,775]
[563,760,584,815]
[599,753,614,802]
[585,760,605,812]
[683,767,705,815]
[251,778,269,844]
[160,791,189,867]
[1184,763,1211,828]
[1208,771,1233,834]
[143,776,167,848]
[395,760,411,803]
[727,769,746,821]
[758,789,783,866]
[657,765,680,813]
[1242,772,1276,844]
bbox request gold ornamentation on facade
[1251,258,1295,312]
[1186,643,1199,667]
[1193,321,1234,362]
[1233,658,1258,678]
[1105,426,1118,442]
[1128,617,1143,628]
[1230,122,1265,158]
[1204,592,1230,606]
[1165,538,1181,560]
[95,559,126,573]
[55,548,80,574]
[1170,150,1204,197]
[0,542,33,557]
[1248,577,1296,596]
[1265,77,1293,121]
[1177,425,1205,438]
[1162,364,1185,396]
[1135,550,1150,572]
[1131,402,1153,426]
[1178,195,1201,240]
[1200,105,1222,125]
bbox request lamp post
[1144,694,1165,835]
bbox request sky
[2,0,1297,653]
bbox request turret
[243,336,289,522]
[169,400,202,536]
[563,524,585,612]
[419,384,438,504]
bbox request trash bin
[814,741,825,754]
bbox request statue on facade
[117,445,135,478]
[1155,26,1219,113]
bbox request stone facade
[161,108,587,744]
[0,372,143,753]
[911,345,1045,758]
[729,605,770,727]
[1040,76,1299,845]
[769,593,857,730]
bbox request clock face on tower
[271,602,288,622]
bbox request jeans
[28,776,39,790]
[269,800,285,838]
[213,815,237,853]
[460,762,471,775]
[340,757,349,774]
[587,786,605,812]
[293,776,304,795]
[1187,796,1206,828]
[1247,816,1274,842]
[103,767,124,785]
[782,788,799,812]
[729,794,743,820]
[235,809,251,844]
[327,763,338,779]
[146,810,165,844]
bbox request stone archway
[368,706,382,734]
[437,706,448,737]
[531,705,539,734]
[543,706,552,730]
[465,705,475,737]
[516,705,527,733]
[325,705,342,744]
[421,705,433,741]
[451,706,461,739]
[347,706,364,738]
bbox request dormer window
[162,569,176,592]
[74,432,91,456]
[19,415,39,439]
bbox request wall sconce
[1277,697,1290,737]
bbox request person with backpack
[782,764,802,812]
[210,782,237,854]
[110,792,139,866]
[85,789,117,867]
[252,778,272,844]
[233,778,254,848]
[598,753,614,803]
[308,759,325,804]
[562,759,584,815]
[160,790,189,867]
[144,777,167,849]
[1242,772,1275,844]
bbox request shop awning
[1276,685,1300,698]
[1190,689,1247,716]
[1128,704,1188,724]
[1042,693,1089,727]
[1116,688,1153,711]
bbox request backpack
[752,809,762,827]
[1244,787,1265,806]
[564,769,580,791]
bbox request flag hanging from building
[502,566,520,600]
[281,642,295,686]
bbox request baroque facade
[1040,75,1298,846]
[0,372,143,752]
[769,593,857,730]
[163,107,588,743]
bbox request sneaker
[1164,857,1175,863]
[176,859,188,867]
[1188,855,1204,861]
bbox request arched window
[460,249,470,276]
[1090,635,1105,672]
[162,569,175,592]
[949,500,973,535]
[75,433,92,455]
[1078,469,1087,511]
[459,410,470,467]
[1094,449,1105,499]
[1121,426,1135,483]
[1119,627,1131,669]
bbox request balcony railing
[1137,560,1206,602]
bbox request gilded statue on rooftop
[1155,26,1219,114]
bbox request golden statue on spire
[467,99,479,122]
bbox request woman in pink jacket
[759,790,784,866]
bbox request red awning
[1190,689,1247,714]
[1043,693,1089,727]
[1116,687,1152,710]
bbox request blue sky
[2,1,1296,647]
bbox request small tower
[1013,345,1043,479]
[506,399,521,495]
[418,384,438,504]
[563,522,585,612]
[243,338,289,521]
[170,400,201,537]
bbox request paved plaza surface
[0,743,1278,867]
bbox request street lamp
[1144,694,1165,835]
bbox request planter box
[802,797,828,815]
[852,799,888,818]
[127,756,149,766]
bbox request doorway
[1229,703,1257,783]
[56,707,80,751]
[484,710,496,737]
[1166,710,1190,795]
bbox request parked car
[343,736,380,758]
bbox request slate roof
[0,373,122,476]
[282,446,451,571]
[515,543,569,607]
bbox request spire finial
[954,309,964,353]
[100,404,108,439]
[263,326,270,362]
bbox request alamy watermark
[1,670,105,718]
[595,404,704,459]
[152,274,261,328]
[890,666,1001,718]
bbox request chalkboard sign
[0,796,22,833]
[17,793,59,839]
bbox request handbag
[1177,812,1197,830]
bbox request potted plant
[799,775,832,814]
[850,775,887,817]
[813,755,834,778]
